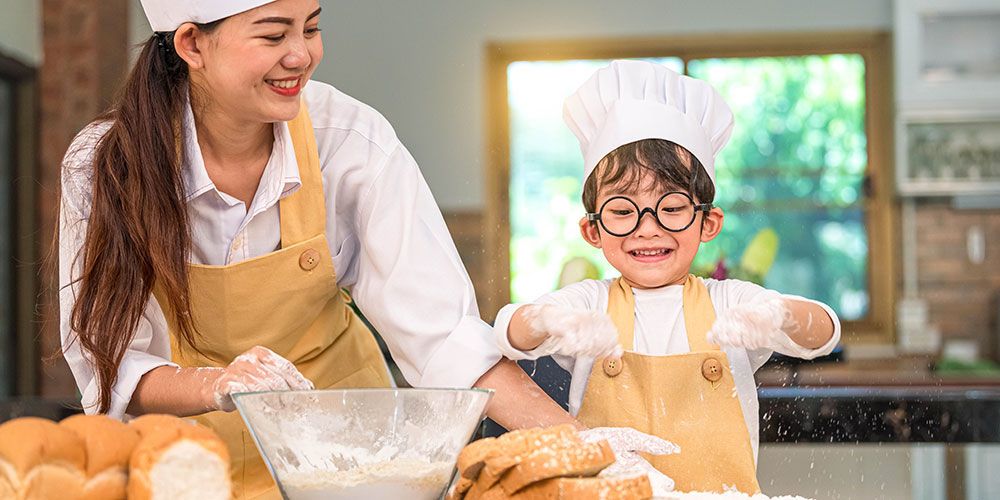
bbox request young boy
[493,60,840,494]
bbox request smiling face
[579,142,724,289]
[178,0,323,124]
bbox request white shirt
[492,277,841,462]
[59,81,500,419]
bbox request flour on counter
[657,492,815,500]
[280,458,453,500]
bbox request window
[485,33,895,342]
[0,52,38,397]
[0,77,11,396]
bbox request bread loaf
[59,414,140,500]
[457,424,580,492]
[481,476,652,500]
[127,415,231,500]
[499,439,615,494]
[0,417,86,500]
[450,425,652,500]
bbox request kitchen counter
[755,356,1000,388]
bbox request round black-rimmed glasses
[586,192,713,237]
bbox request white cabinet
[894,0,1000,195]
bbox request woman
[59,0,576,497]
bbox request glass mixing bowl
[233,388,492,500]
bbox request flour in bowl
[280,458,453,500]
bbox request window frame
[484,31,896,344]
[0,51,39,396]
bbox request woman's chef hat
[562,59,734,185]
[140,0,277,32]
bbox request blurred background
[1,1,999,498]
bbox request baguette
[500,439,615,494]
[0,417,86,500]
[59,414,140,500]
[127,416,231,500]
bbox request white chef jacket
[492,277,841,461]
[59,81,499,419]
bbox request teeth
[632,249,668,256]
[267,79,298,89]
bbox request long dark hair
[67,26,218,414]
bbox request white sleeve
[713,279,841,369]
[492,280,606,363]
[59,125,176,419]
[347,144,499,389]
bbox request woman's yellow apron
[152,101,391,499]
[577,275,761,494]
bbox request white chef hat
[562,59,734,185]
[140,0,278,32]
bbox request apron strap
[608,275,720,352]
[279,99,327,247]
[680,274,720,352]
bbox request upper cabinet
[894,0,1000,196]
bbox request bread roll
[59,414,140,500]
[0,417,86,500]
[127,416,231,500]
[0,476,13,500]
[128,414,190,438]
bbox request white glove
[522,304,623,359]
[706,297,796,351]
[206,345,314,412]
[579,427,679,496]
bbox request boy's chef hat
[141,0,277,32]
[563,60,734,185]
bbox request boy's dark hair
[582,139,715,213]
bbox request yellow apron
[152,101,391,499]
[577,275,761,494]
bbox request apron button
[299,248,321,271]
[603,357,623,377]
[701,358,723,382]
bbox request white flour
[658,493,815,500]
[280,459,453,500]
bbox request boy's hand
[706,298,793,350]
[580,427,679,495]
[517,304,623,359]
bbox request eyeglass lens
[599,193,697,235]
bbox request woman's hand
[579,427,679,496]
[203,346,314,412]
[509,304,622,359]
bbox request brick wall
[38,0,129,397]
[914,199,1000,361]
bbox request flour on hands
[524,304,623,359]
[706,298,796,351]
[209,345,314,412]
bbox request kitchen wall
[915,201,1000,361]
[0,0,41,66]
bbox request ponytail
[69,27,215,414]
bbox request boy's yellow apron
[152,100,391,499]
[577,275,760,494]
